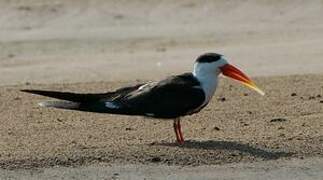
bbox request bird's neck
[193,69,219,105]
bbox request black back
[115,73,206,118]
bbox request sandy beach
[1,74,323,168]
[1,0,323,179]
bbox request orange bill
[220,64,265,96]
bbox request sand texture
[1,0,323,86]
[0,74,322,169]
[1,0,323,179]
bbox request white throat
[192,57,228,105]
[193,65,220,105]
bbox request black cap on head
[196,53,223,63]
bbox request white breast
[192,61,223,106]
[197,76,219,106]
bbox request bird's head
[193,53,265,96]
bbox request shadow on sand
[159,140,293,160]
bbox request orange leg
[173,119,184,145]
[177,119,184,143]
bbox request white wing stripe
[105,101,120,109]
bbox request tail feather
[38,101,80,110]
[21,85,145,114]
[38,100,133,114]
[21,89,111,102]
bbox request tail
[21,89,126,113]
[21,86,143,114]
[38,101,81,110]
[21,89,111,102]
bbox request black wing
[20,84,144,112]
[21,83,144,102]
[114,73,206,118]
[22,73,205,118]
[21,89,112,102]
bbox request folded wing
[22,73,205,118]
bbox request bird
[21,53,264,145]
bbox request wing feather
[21,74,205,118]
[115,73,205,118]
